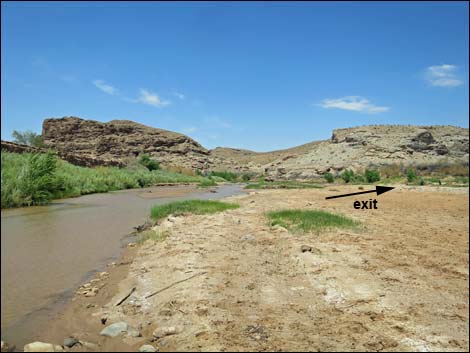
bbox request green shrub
[138,154,160,171]
[208,171,238,182]
[341,169,355,183]
[12,130,44,148]
[1,152,210,208]
[198,178,217,188]
[406,168,417,182]
[324,172,334,183]
[364,169,380,183]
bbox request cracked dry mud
[45,186,469,352]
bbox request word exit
[354,199,378,209]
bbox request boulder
[100,322,128,337]
[23,342,64,352]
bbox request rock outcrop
[1,140,124,168]
[42,117,210,170]
[263,125,469,179]
[36,118,469,178]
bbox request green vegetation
[1,152,59,207]
[406,167,417,182]
[245,180,323,189]
[324,172,334,183]
[137,229,169,244]
[267,209,358,233]
[1,152,208,208]
[208,171,238,182]
[380,161,468,186]
[198,178,217,188]
[150,199,239,221]
[12,130,44,148]
[138,153,160,171]
[364,169,381,183]
[340,169,355,183]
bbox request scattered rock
[127,327,141,337]
[153,326,183,339]
[241,234,255,241]
[246,283,255,290]
[83,287,99,297]
[1,341,15,352]
[301,245,313,253]
[246,324,269,341]
[272,224,288,232]
[100,322,128,337]
[78,341,97,350]
[139,344,157,352]
[23,342,64,352]
[63,337,78,348]
[301,245,322,254]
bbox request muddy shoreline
[1,184,246,351]
[4,185,469,352]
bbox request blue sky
[1,1,468,151]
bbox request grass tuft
[137,229,169,244]
[267,209,358,233]
[245,180,323,190]
[150,199,239,221]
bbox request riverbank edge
[7,187,249,352]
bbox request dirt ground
[43,185,469,352]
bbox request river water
[0,184,245,346]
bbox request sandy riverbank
[32,185,469,352]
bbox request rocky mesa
[42,117,211,170]
[41,117,468,178]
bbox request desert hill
[40,117,469,178]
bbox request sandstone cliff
[42,117,210,170]
[40,117,468,178]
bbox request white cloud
[318,96,389,114]
[426,64,463,87]
[93,79,117,95]
[137,89,170,107]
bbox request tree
[12,130,44,148]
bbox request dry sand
[43,186,469,352]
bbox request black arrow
[325,186,395,200]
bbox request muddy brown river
[0,184,245,347]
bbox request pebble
[23,342,64,352]
[300,245,322,254]
[153,326,182,339]
[127,328,141,337]
[78,341,98,350]
[139,344,157,352]
[241,234,255,241]
[63,337,78,348]
[100,322,128,337]
[83,287,99,297]
[1,341,15,352]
